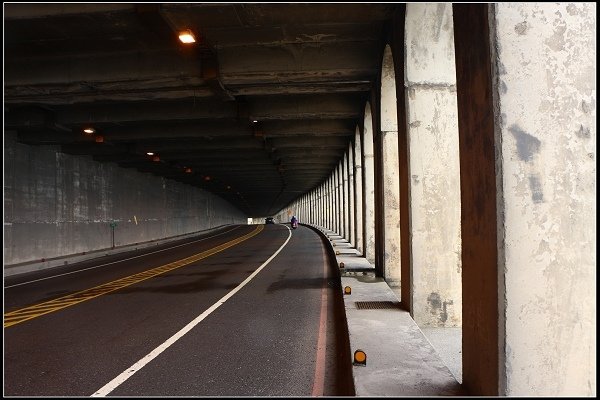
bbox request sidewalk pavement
[309,224,465,397]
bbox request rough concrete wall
[4,132,246,265]
[405,3,463,327]
[492,3,596,396]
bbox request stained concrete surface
[316,226,464,396]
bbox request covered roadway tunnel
[3,3,597,398]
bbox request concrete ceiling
[4,3,397,217]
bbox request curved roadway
[4,224,354,396]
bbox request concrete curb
[303,223,464,397]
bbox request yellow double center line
[4,224,264,328]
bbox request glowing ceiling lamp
[178,29,196,44]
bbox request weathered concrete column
[309,192,314,224]
[322,183,326,227]
[323,180,327,229]
[496,3,595,396]
[348,142,355,247]
[316,185,321,226]
[354,126,364,255]
[363,103,376,264]
[337,162,344,235]
[319,185,324,226]
[302,194,306,223]
[327,176,333,230]
[380,45,402,287]
[342,152,350,241]
[405,3,462,327]
[334,167,340,234]
[313,190,317,225]
[454,3,596,396]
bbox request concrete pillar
[354,126,364,255]
[337,163,344,235]
[348,142,355,247]
[315,186,318,226]
[328,175,332,230]
[313,190,317,225]
[323,180,327,228]
[405,3,462,327]
[380,45,402,287]
[334,168,340,234]
[330,174,335,231]
[333,172,337,232]
[342,152,350,241]
[363,103,376,264]
[454,3,596,396]
[321,183,325,227]
[497,3,595,396]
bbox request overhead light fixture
[146,152,154,156]
[83,127,95,135]
[204,176,211,181]
[178,29,196,44]
[252,120,258,123]
[184,167,192,173]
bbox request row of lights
[82,127,104,143]
[81,30,247,198]
[145,151,215,182]
[176,29,246,200]
[80,29,197,139]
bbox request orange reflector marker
[344,286,351,295]
[336,251,340,255]
[353,349,367,366]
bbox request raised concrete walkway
[310,224,464,397]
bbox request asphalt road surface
[4,224,354,396]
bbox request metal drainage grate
[355,301,400,310]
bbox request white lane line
[91,225,292,397]
[5,227,240,289]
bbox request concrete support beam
[380,46,401,287]
[335,166,341,234]
[348,142,355,247]
[218,41,380,77]
[354,126,364,255]
[455,3,596,396]
[330,170,335,232]
[493,3,595,396]
[4,3,134,18]
[363,103,376,264]
[342,152,350,241]
[405,3,462,327]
